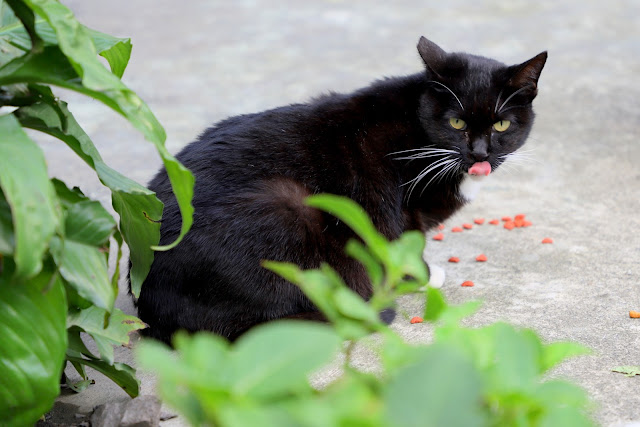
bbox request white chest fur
[458,174,487,202]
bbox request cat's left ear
[507,51,548,96]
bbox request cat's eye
[449,118,467,130]
[493,120,511,132]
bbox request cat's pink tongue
[468,161,491,176]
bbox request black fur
[133,37,547,342]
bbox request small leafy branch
[0,0,194,424]
[138,195,594,427]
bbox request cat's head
[415,36,547,177]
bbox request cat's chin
[458,173,488,202]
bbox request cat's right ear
[417,36,447,79]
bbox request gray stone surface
[39,0,639,425]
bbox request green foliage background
[138,195,595,427]
[0,0,194,424]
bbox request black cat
[134,37,547,342]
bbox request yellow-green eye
[493,120,511,132]
[449,118,466,130]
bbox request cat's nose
[471,149,489,162]
[470,138,489,162]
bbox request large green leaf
[0,113,58,278]
[50,236,113,312]
[0,264,67,426]
[384,343,486,427]
[0,10,131,77]
[0,190,13,254]
[230,321,341,399]
[66,355,139,398]
[67,305,146,365]
[15,96,163,297]
[4,0,194,254]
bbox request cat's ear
[507,51,548,93]
[417,36,447,78]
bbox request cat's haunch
[131,37,547,342]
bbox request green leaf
[64,200,116,246]
[0,190,14,254]
[94,32,131,79]
[486,324,543,392]
[384,343,486,427]
[66,355,139,398]
[0,113,58,278]
[15,95,163,297]
[424,286,447,322]
[67,305,146,365]
[332,286,381,325]
[50,236,113,312]
[230,321,341,399]
[306,194,388,260]
[345,240,383,288]
[6,0,194,254]
[0,12,131,77]
[0,264,67,426]
[388,230,427,284]
[541,341,590,373]
[612,366,640,377]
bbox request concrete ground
[36,0,639,425]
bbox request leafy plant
[138,194,594,426]
[0,0,194,424]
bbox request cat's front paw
[428,264,446,288]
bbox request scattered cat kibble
[476,254,487,262]
[437,224,445,230]
[432,233,444,241]
[463,223,473,229]
[502,216,512,222]
[451,226,463,232]
[448,256,460,263]
[410,316,424,324]
[474,218,485,225]
[515,214,526,220]
[489,219,500,225]
[504,221,516,230]
[630,311,640,319]
[542,237,553,244]
[523,220,533,227]
[461,281,475,287]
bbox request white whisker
[498,86,529,113]
[403,156,456,201]
[427,81,465,111]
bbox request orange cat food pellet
[463,223,473,229]
[502,216,512,222]
[410,316,424,324]
[448,256,460,263]
[489,219,500,225]
[461,281,475,287]
[432,233,444,241]
[515,214,526,220]
[474,218,485,225]
[504,221,515,230]
[514,218,525,228]
[523,220,532,227]
[437,224,445,230]
[451,226,463,232]
[542,237,553,244]
[630,311,640,319]
[476,254,487,262]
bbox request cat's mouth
[468,161,491,177]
